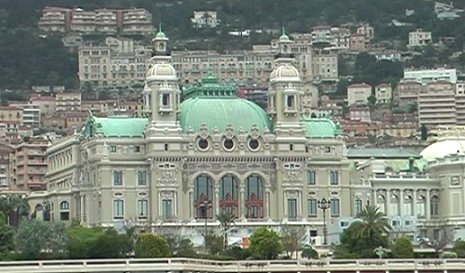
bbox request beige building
[11,103,41,129]
[375,83,392,104]
[56,92,81,112]
[33,31,349,245]
[408,29,432,48]
[356,23,374,40]
[418,81,456,128]
[30,95,56,116]
[38,7,154,35]
[0,106,23,125]
[78,37,151,88]
[10,138,49,192]
[0,143,13,188]
[347,83,372,106]
[191,11,219,28]
[30,31,465,246]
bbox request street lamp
[200,199,211,245]
[318,197,331,246]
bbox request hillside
[0,0,465,89]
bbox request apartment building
[38,6,72,32]
[350,33,367,51]
[418,81,456,128]
[0,143,13,188]
[311,52,339,82]
[347,83,372,106]
[356,23,375,40]
[29,95,56,116]
[0,106,23,125]
[408,29,432,48]
[38,7,153,35]
[10,138,49,191]
[403,68,457,85]
[191,11,219,28]
[78,37,150,87]
[375,83,392,104]
[395,81,422,107]
[11,103,41,129]
[311,26,351,49]
[121,9,153,34]
[55,92,81,112]
[95,9,118,33]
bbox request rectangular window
[113,200,124,220]
[113,170,123,186]
[355,199,362,215]
[137,199,148,219]
[307,199,317,217]
[307,171,316,185]
[287,198,297,219]
[162,93,170,107]
[134,146,141,153]
[137,170,147,186]
[330,198,340,217]
[286,95,295,110]
[330,170,339,185]
[110,145,117,153]
[162,199,172,219]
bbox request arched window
[430,195,439,217]
[376,194,386,214]
[245,175,264,219]
[403,195,413,216]
[391,193,400,216]
[194,175,213,219]
[59,201,70,221]
[219,175,239,216]
[417,195,426,218]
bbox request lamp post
[318,197,331,246]
[201,199,211,246]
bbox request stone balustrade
[1,258,465,273]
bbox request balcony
[371,174,434,181]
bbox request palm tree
[0,194,29,228]
[355,205,391,241]
[216,211,235,249]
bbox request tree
[249,227,282,259]
[453,239,465,258]
[135,233,171,258]
[205,232,225,255]
[0,194,29,228]
[216,211,235,249]
[355,205,391,242]
[88,228,126,258]
[301,245,318,259]
[175,239,197,258]
[15,220,67,259]
[334,205,391,259]
[280,225,307,259]
[0,212,14,258]
[66,225,104,259]
[420,124,428,141]
[367,95,377,106]
[392,237,414,258]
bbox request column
[385,189,391,217]
[265,190,271,219]
[298,190,303,219]
[425,190,430,219]
[215,186,220,215]
[174,191,178,218]
[239,186,245,220]
[412,190,417,217]
[158,191,162,218]
[189,189,194,220]
[399,189,404,216]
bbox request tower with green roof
[151,23,170,63]
[275,27,294,66]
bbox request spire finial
[159,22,162,33]
[282,26,286,35]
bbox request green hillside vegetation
[0,0,465,89]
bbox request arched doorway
[219,174,239,217]
[245,175,264,219]
[193,175,213,219]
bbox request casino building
[29,30,465,245]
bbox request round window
[197,138,209,151]
[248,139,260,151]
[223,139,234,151]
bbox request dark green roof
[81,115,148,138]
[302,118,339,138]
[183,72,237,99]
[347,148,421,159]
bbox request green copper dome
[155,31,166,39]
[179,73,270,133]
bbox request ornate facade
[31,31,465,245]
